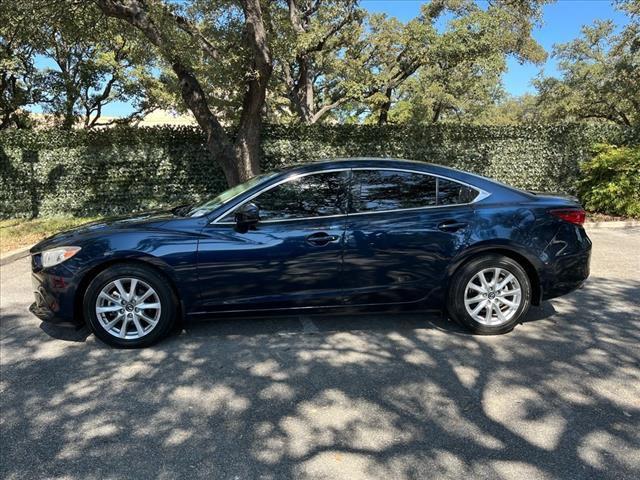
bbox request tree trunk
[377,87,393,126]
[234,0,273,183]
[301,57,314,124]
[432,101,443,123]
[61,98,76,130]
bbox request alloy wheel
[463,267,522,326]
[95,277,162,339]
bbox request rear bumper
[540,237,591,301]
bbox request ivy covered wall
[0,124,633,218]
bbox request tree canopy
[1,0,637,185]
[534,2,639,127]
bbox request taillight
[549,208,586,225]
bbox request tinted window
[187,173,277,217]
[437,179,478,205]
[351,170,437,213]
[224,171,349,222]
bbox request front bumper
[30,255,80,324]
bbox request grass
[0,217,101,255]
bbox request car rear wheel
[447,254,531,334]
[83,264,177,348]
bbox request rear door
[341,168,479,307]
[196,170,349,311]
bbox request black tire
[83,263,177,348]
[447,254,531,335]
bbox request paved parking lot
[1,228,639,480]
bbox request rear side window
[351,170,437,212]
[351,170,478,213]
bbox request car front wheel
[83,264,177,348]
[447,254,532,334]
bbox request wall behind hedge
[0,123,634,218]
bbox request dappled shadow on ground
[1,274,639,479]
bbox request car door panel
[195,170,350,311]
[196,219,346,311]
[342,207,475,306]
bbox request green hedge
[578,144,640,218]
[0,124,635,218]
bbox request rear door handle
[306,232,340,246]
[437,220,468,232]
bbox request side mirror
[234,202,260,233]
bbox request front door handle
[306,232,340,246]
[437,220,468,232]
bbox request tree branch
[93,0,232,155]
[310,96,349,123]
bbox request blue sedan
[30,158,591,347]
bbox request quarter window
[222,171,349,222]
[437,179,479,205]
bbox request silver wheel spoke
[465,294,485,306]
[120,316,130,338]
[494,304,507,323]
[128,279,138,301]
[468,282,485,294]
[484,304,493,323]
[99,291,119,303]
[497,297,518,308]
[97,305,122,314]
[132,316,145,336]
[471,300,487,315]
[104,313,124,330]
[139,312,158,326]
[501,288,520,296]
[137,289,154,303]
[137,302,160,310]
[479,272,490,290]
[493,268,500,287]
[114,280,127,299]
[497,273,514,291]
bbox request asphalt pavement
[1,228,639,479]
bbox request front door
[196,170,349,311]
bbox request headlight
[41,246,82,268]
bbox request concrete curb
[584,220,640,230]
[0,246,31,267]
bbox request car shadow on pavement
[2,275,639,479]
[36,298,557,343]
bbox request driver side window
[221,170,349,222]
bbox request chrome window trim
[211,166,491,224]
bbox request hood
[30,210,178,253]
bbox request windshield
[187,173,277,217]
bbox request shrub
[578,144,640,218]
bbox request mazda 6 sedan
[30,158,591,347]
